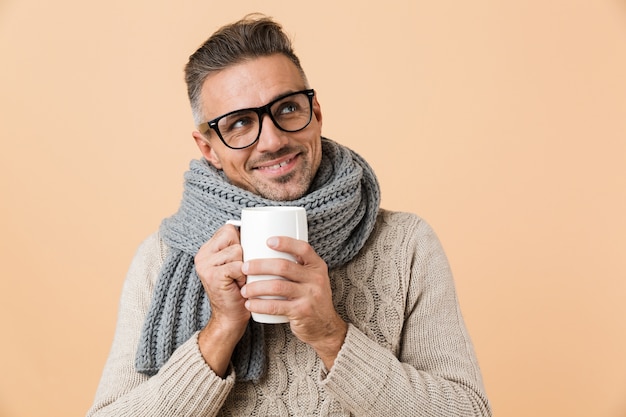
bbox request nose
[255,113,288,152]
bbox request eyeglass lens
[216,92,312,149]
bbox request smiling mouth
[257,158,293,171]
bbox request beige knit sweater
[87,209,491,416]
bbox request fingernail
[242,262,249,274]
[240,286,247,297]
[267,237,279,248]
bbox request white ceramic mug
[227,206,308,323]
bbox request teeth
[262,159,290,170]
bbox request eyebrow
[266,88,303,103]
[201,87,309,131]
[231,88,307,113]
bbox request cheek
[209,145,251,173]
[221,153,250,175]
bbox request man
[87,14,491,416]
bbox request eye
[276,102,299,116]
[221,112,255,133]
[231,117,252,129]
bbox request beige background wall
[1,1,625,416]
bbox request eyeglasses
[198,89,315,150]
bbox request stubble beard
[254,164,314,201]
[248,144,319,201]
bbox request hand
[194,224,250,376]
[240,237,348,370]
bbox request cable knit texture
[135,138,381,381]
[87,210,491,416]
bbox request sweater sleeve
[320,217,492,416]
[86,233,235,417]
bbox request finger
[266,236,315,264]
[245,297,290,317]
[211,243,244,266]
[218,261,247,282]
[242,258,304,283]
[242,276,297,299]
[205,224,241,253]
[195,228,243,267]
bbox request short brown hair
[185,14,308,126]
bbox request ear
[312,95,323,128]
[192,131,223,169]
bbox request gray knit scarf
[135,138,380,381]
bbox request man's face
[192,54,323,201]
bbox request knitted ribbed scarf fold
[135,138,381,381]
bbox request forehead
[200,54,307,119]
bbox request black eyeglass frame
[198,89,316,150]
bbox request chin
[255,178,311,201]
[259,187,308,202]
